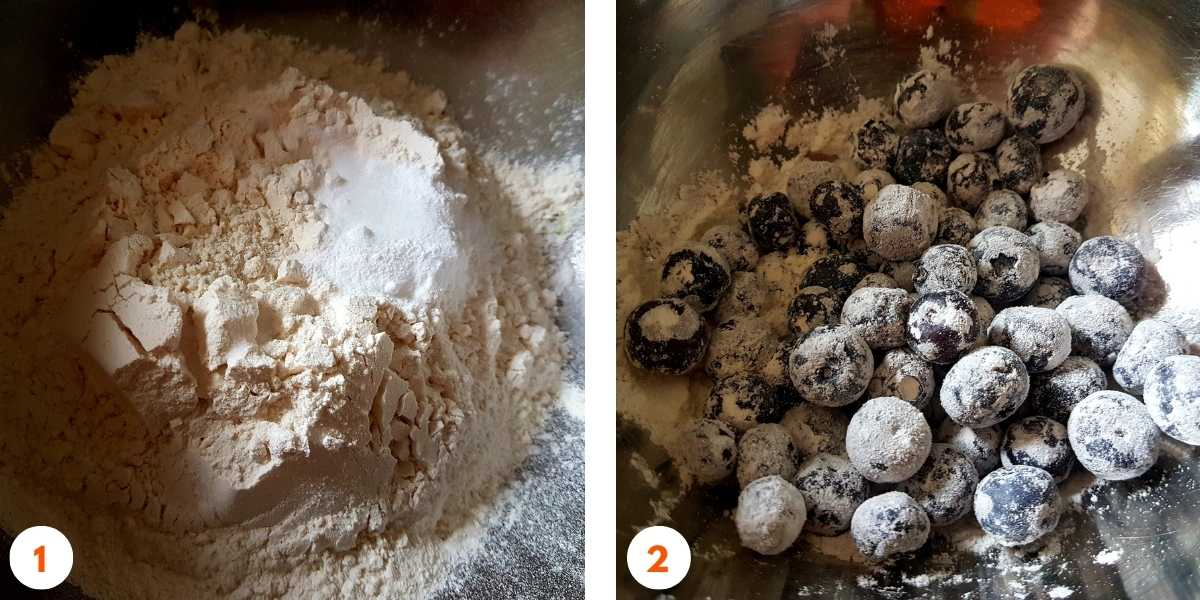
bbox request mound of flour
[0,23,566,599]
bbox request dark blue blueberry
[742,192,801,252]
[974,465,1061,546]
[624,298,708,374]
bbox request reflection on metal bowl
[618,1,1200,598]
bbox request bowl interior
[617,0,1200,597]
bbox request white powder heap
[0,22,570,599]
[742,104,791,153]
[301,146,483,309]
[1049,585,1076,598]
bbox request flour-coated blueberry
[974,465,1061,546]
[940,346,1029,428]
[1007,65,1086,144]
[624,298,709,374]
[906,289,980,364]
[1068,390,1160,480]
[994,134,1043,195]
[895,129,954,185]
[1068,235,1145,303]
[1145,355,1200,446]
[660,242,732,312]
[851,491,931,559]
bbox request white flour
[0,22,575,599]
[301,146,483,309]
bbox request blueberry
[801,254,869,298]
[1145,355,1200,446]
[742,192,801,252]
[1030,169,1088,223]
[906,289,980,364]
[945,101,1007,152]
[901,444,979,526]
[1026,356,1107,423]
[853,272,900,292]
[735,476,807,555]
[851,491,931,559]
[974,465,1061,546]
[707,373,785,433]
[862,184,940,261]
[940,346,1029,428]
[994,134,1043,195]
[846,397,932,483]
[1068,235,1146,303]
[868,348,937,410]
[968,226,1040,304]
[914,244,977,295]
[895,129,954,185]
[1007,64,1086,144]
[1055,294,1132,367]
[810,180,866,245]
[840,287,913,350]
[987,306,1072,373]
[935,207,977,247]
[780,403,850,460]
[937,420,1002,476]
[624,298,708,374]
[853,119,900,169]
[895,70,956,128]
[788,325,874,407]
[737,423,801,488]
[716,271,768,323]
[787,286,841,336]
[975,190,1028,231]
[1001,416,1074,482]
[702,224,760,272]
[1113,319,1187,394]
[1021,276,1075,309]
[675,418,738,485]
[660,243,732,312]
[946,152,1000,210]
[704,316,772,380]
[1068,390,1160,480]
[1027,221,1081,276]
[793,453,869,535]
[787,160,846,219]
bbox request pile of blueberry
[626,64,1200,559]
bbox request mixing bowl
[617,0,1200,597]
[0,2,582,598]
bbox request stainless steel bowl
[1,2,582,598]
[618,1,1200,597]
